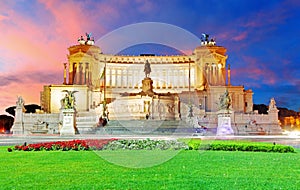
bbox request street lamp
[188,57,194,118]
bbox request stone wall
[14,113,60,135]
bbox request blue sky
[0,0,300,113]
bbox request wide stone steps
[87,120,217,135]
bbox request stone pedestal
[12,98,26,135]
[141,77,154,96]
[11,121,24,135]
[60,109,75,136]
[217,110,234,136]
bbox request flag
[100,67,106,79]
[100,67,106,91]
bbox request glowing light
[283,130,300,137]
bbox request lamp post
[102,58,107,118]
[188,57,194,118]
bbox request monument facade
[12,33,282,135]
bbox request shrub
[187,139,202,150]
[178,139,295,153]
[102,139,188,150]
[207,141,295,153]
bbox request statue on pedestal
[60,91,78,136]
[218,90,231,110]
[144,60,151,78]
[217,90,234,135]
[268,98,277,110]
[16,96,24,107]
[61,90,78,109]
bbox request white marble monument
[11,96,26,135]
[60,90,77,136]
[216,90,234,136]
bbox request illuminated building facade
[12,35,281,135]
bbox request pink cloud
[232,31,248,41]
[0,14,8,21]
[181,49,193,55]
[241,4,290,29]
[93,1,121,20]
[39,0,93,42]
[0,0,120,74]
[0,6,68,73]
[0,0,126,114]
[135,0,155,12]
[231,56,277,86]
[0,82,44,114]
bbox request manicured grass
[1,146,299,189]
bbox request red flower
[10,138,118,151]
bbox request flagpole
[188,57,193,118]
[103,58,107,118]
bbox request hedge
[183,139,296,153]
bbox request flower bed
[9,139,296,153]
[102,139,188,150]
[12,139,117,151]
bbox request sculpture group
[218,90,231,110]
[61,90,78,109]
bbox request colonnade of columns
[65,62,91,85]
[103,66,195,90]
[63,61,226,89]
[205,63,225,86]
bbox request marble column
[206,64,210,85]
[109,68,112,87]
[114,69,118,87]
[79,63,83,85]
[69,62,74,85]
[126,70,129,88]
[85,63,89,85]
[75,63,80,84]
[63,63,67,85]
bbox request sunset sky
[0,0,300,114]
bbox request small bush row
[184,139,296,153]
[209,141,295,153]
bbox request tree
[253,104,299,117]
[253,104,268,114]
[277,107,298,117]
[5,104,42,116]
[0,115,14,133]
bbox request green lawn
[1,146,299,190]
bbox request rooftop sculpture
[78,32,95,45]
[201,33,216,46]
